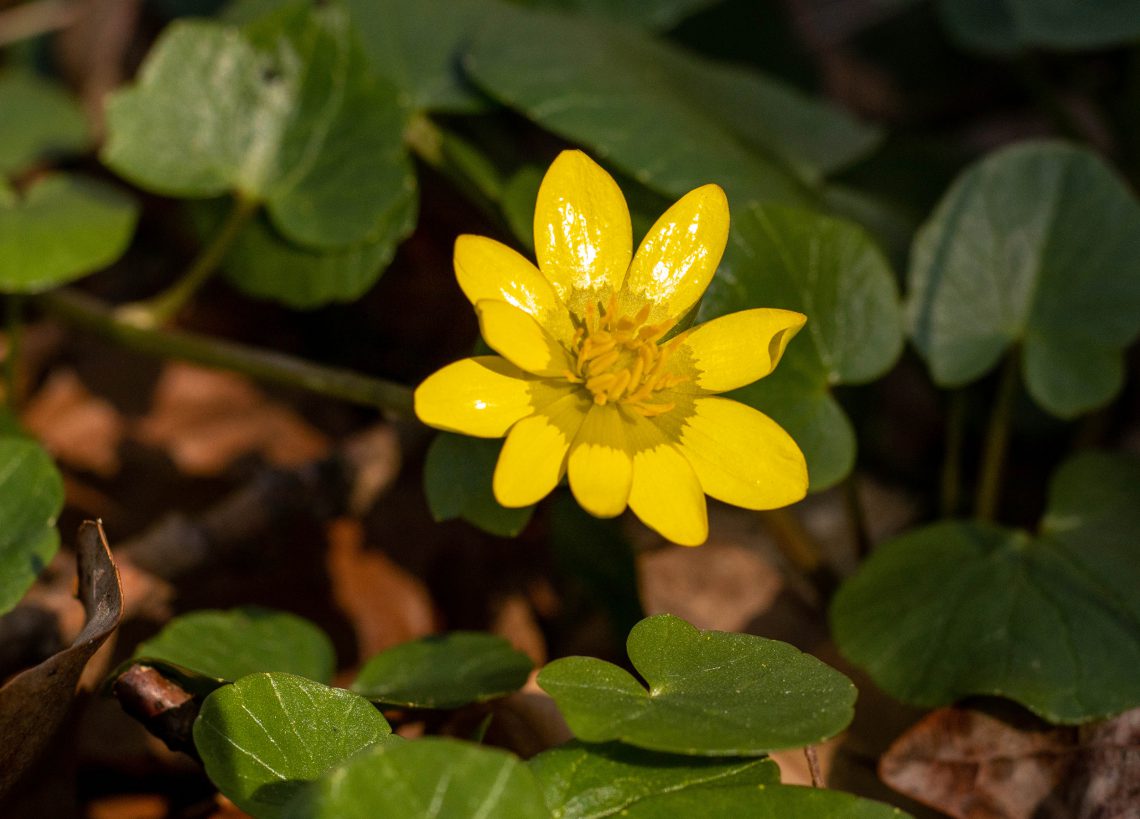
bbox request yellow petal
[453,234,574,344]
[567,404,633,518]
[678,396,807,509]
[493,391,589,507]
[621,184,729,323]
[476,299,574,377]
[627,417,708,546]
[534,150,632,316]
[414,356,535,438]
[675,308,806,393]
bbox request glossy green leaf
[538,614,856,755]
[103,6,414,250]
[907,141,1140,418]
[607,785,909,818]
[529,740,780,818]
[936,0,1140,52]
[0,72,89,176]
[192,188,416,308]
[0,436,63,616]
[133,606,336,686]
[700,204,904,490]
[466,4,879,206]
[831,451,1140,724]
[516,0,721,31]
[0,176,137,294]
[194,672,392,819]
[284,738,549,819]
[351,631,532,708]
[424,432,534,537]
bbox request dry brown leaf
[492,594,547,668]
[22,369,125,476]
[487,671,573,759]
[133,362,329,476]
[770,739,842,787]
[325,518,436,662]
[1066,708,1140,819]
[86,794,168,819]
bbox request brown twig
[112,664,199,759]
[804,745,824,787]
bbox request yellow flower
[415,151,807,545]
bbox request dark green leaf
[907,141,1140,418]
[701,203,904,490]
[424,432,534,537]
[194,672,392,819]
[103,7,414,250]
[133,606,336,685]
[538,614,856,755]
[611,784,910,818]
[0,436,63,616]
[351,631,532,708]
[831,451,1140,724]
[284,738,549,818]
[515,0,721,31]
[0,175,137,294]
[0,72,89,176]
[529,740,779,818]
[936,0,1140,51]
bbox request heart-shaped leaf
[831,451,1140,723]
[103,6,414,250]
[133,606,335,687]
[351,631,533,708]
[538,614,856,755]
[465,3,879,206]
[0,175,138,294]
[0,72,89,176]
[194,672,392,819]
[936,0,1140,52]
[907,141,1140,418]
[284,737,549,818]
[700,203,904,490]
[0,435,64,615]
[528,741,780,818]
[424,432,535,537]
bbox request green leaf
[529,740,780,818]
[133,606,336,686]
[284,738,549,819]
[514,0,721,31]
[907,141,1140,418]
[603,784,910,818]
[351,631,533,708]
[0,436,63,616]
[424,432,535,537]
[0,72,90,176]
[466,4,879,206]
[538,614,856,755]
[700,203,904,490]
[194,672,392,819]
[0,175,138,294]
[936,0,1140,51]
[831,451,1140,724]
[103,7,414,250]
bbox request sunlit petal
[454,234,574,343]
[627,416,708,546]
[414,356,537,438]
[534,150,632,316]
[621,184,729,323]
[674,308,806,393]
[567,404,633,517]
[477,299,574,377]
[677,396,808,509]
[493,391,590,507]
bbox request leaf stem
[403,113,507,225]
[759,508,838,603]
[841,474,871,561]
[940,389,966,518]
[4,295,24,412]
[116,194,260,328]
[804,745,823,788]
[975,353,1019,523]
[39,289,414,416]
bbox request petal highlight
[627,417,708,546]
[567,404,633,518]
[453,234,574,343]
[477,299,574,377]
[622,184,729,323]
[414,356,535,438]
[678,396,808,510]
[675,308,806,394]
[534,150,632,316]
[494,391,589,508]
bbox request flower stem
[4,295,23,412]
[975,353,1019,523]
[842,474,871,561]
[39,289,414,416]
[940,389,966,518]
[403,113,507,224]
[116,194,260,329]
[759,508,838,603]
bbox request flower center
[563,295,687,417]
